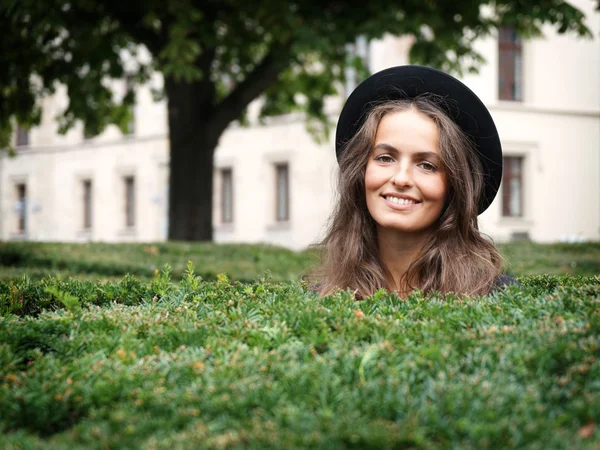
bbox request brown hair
[308,95,502,298]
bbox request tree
[0,0,594,240]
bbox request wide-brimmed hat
[335,65,502,214]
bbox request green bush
[0,270,598,449]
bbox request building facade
[1,2,599,249]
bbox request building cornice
[3,134,168,155]
[2,101,597,156]
[489,102,600,118]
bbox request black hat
[335,65,502,214]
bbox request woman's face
[364,108,447,238]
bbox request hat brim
[335,65,502,214]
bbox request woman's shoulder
[490,274,522,292]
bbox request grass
[0,242,317,282]
[500,242,600,277]
[0,241,599,283]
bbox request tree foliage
[0,0,594,238]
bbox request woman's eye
[375,155,394,163]
[418,162,438,172]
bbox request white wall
[214,118,336,249]
[479,108,600,242]
[1,138,169,243]
[1,0,599,248]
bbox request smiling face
[364,107,447,238]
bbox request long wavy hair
[309,95,503,298]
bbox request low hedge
[0,270,598,449]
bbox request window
[220,168,233,223]
[275,163,289,222]
[124,176,135,227]
[83,180,93,229]
[125,76,135,136]
[16,126,29,147]
[498,27,522,101]
[345,35,370,98]
[502,156,524,217]
[15,183,27,233]
[83,128,94,140]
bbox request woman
[310,65,518,298]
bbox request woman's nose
[391,164,414,187]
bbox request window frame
[275,163,290,222]
[15,183,27,233]
[498,27,523,102]
[124,176,136,228]
[124,75,136,136]
[16,126,29,147]
[502,156,524,218]
[344,35,370,98]
[220,168,234,224]
[82,179,93,230]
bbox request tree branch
[101,4,166,55]
[211,43,290,131]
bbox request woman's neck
[376,228,431,294]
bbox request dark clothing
[490,274,521,292]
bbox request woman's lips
[383,195,421,210]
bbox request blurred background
[0,0,598,278]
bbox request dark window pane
[498,27,523,101]
[16,183,27,232]
[221,168,233,223]
[16,126,29,146]
[83,180,92,229]
[502,156,524,217]
[125,176,135,227]
[125,76,135,135]
[275,164,289,221]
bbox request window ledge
[267,221,291,231]
[117,228,137,237]
[77,229,93,239]
[9,232,28,241]
[215,224,235,232]
[496,99,524,106]
[497,217,533,227]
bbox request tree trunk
[164,45,288,241]
[165,78,224,241]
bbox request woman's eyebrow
[373,143,440,160]
[413,151,441,161]
[373,143,399,153]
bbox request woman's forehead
[374,110,440,153]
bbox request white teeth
[387,196,416,205]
